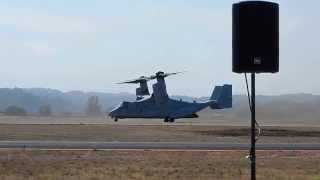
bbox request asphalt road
[0,141,320,150]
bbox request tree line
[2,96,103,116]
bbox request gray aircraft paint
[109,71,232,122]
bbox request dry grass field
[0,150,319,180]
[1,116,320,180]
[1,124,320,143]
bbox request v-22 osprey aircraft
[109,71,232,122]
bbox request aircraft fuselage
[109,95,213,120]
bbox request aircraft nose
[108,108,119,117]
[108,110,115,117]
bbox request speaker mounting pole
[250,73,256,180]
[232,2,279,179]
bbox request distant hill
[199,94,320,125]
[0,88,135,114]
[0,88,319,124]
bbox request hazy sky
[0,0,319,96]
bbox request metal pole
[251,73,256,180]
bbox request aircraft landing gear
[164,117,175,123]
[114,118,118,122]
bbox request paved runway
[0,141,320,150]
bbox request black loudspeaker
[233,1,279,73]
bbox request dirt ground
[0,150,319,180]
[1,124,320,143]
[1,115,319,127]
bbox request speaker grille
[232,1,279,73]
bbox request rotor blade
[117,80,140,84]
[163,71,186,77]
[149,75,156,80]
[149,71,186,79]
[117,76,150,84]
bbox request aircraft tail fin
[210,84,232,109]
